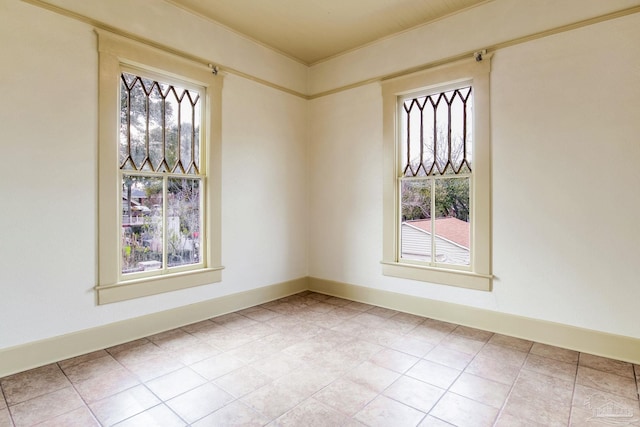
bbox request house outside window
[96,30,223,304]
[381,55,492,290]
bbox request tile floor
[1,291,639,426]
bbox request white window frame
[96,30,223,304]
[381,55,492,291]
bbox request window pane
[168,178,201,268]
[121,175,163,274]
[434,177,470,266]
[400,179,432,262]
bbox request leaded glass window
[399,86,473,267]
[119,70,204,275]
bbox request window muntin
[399,86,473,269]
[119,70,205,278]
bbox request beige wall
[0,0,308,349]
[309,11,640,338]
[1,0,639,354]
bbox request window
[96,30,223,304]
[381,55,492,290]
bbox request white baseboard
[309,277,640,365]
[2,275,638,378]
[0,277,308,378]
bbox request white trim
[0,277,308,378]
[3,276,639,377]
[309,277,640,365]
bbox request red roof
[405,218,470,249]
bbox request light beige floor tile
[114,404,186,427]
[475,343,528,367]
[307,301,336,313]
[0,408,12,427]
[0,388,6,410]
[124,354,184,382]
[464,355,520,385]
[35,406,99,427]
[449,372,511,408]
[494,412,546,427]
[336,339,384,362]
[73,366,140,403]
[569,404,637,427]
[89,385,160,426]
[214,366,272,398]
[241,382,306,420]
[110,342,164,366]
[390,311,425,326]
[418,415,455,426]
[191,400,268,427]
[357,325,402,347]
[406,359,461,389]
[344,301,375,312]
[368,348,419,373]
[530,343,579,364]
[313,378,378,416]
[577,365,638,400]
[423,345,475,371]
[306,348,361,374]
[572,383,640,419]
[502,392,571,426]
[275,398,352,426]
[9,387,84,427]
[190,353,245,380]
[166,341,221,365]
[180,320,220,335]
[106,338,150,355]
[1,364,70,406]
[579,353,635,378]
[202,329,259,351]
[346,361,401,392]
[274,366,338,398]
[355,395,425,427]
[387,336,434,357]
[430,392,498,427]
[522,353,577,382]
[328,306,362,320]
[146,367,207,401]
[249,352,309,380]
[61,354,122,383]
[383,376,444,413]
[237,306,281,322]
[487,333,533,352]
[322,296,352,307]
[511,369,574,405]
[166,383,234,424]
[226,338,283,364]
[148,329,200,350]
[438,334,485,356]
[451,325,493,342]
[57,350,110,371]
[212,312,259,330]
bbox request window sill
[96,266,224,304]
[381,261,492,291]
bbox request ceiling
[167,0,489,64]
